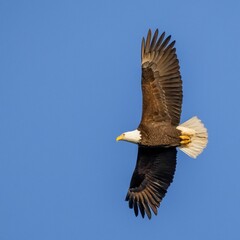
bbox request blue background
[0,0,239,239]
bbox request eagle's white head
[116,129,141,144]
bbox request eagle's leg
[179,135,191,145]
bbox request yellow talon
[180,139,191,145]
[180,135,191,145]
[180,135,190,140]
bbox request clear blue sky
[0,0,239,239]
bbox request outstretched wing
[125,146,177,219]
[140,29,182,126]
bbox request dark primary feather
[140,29,183,126]
[125,146,177,219]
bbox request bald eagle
[116,29,208,219]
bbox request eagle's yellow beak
[116,134,124,141]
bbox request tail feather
[177,116,208,158]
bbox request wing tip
[142,29,176,57]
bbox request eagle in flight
[116,29,208,219]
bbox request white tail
[177,116,208,158]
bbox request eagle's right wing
[125,146,177,219]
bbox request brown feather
[155,32,166,50]
[126,146,177,219]
[145,29,152,54]
[140,30,182,128]
[150,29,159,51]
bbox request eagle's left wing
[140,29,182,126]
[125,146,177,219]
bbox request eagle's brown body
[138,122,181,146]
